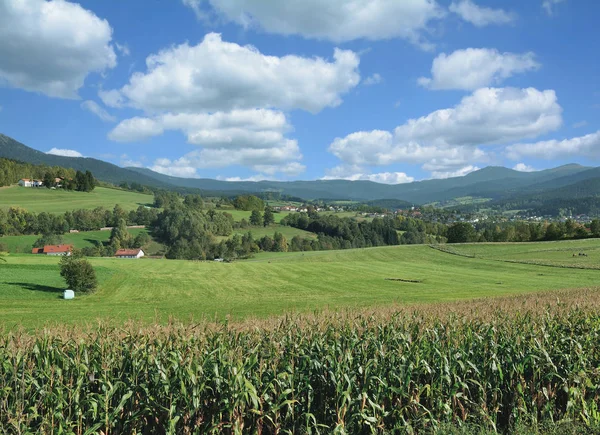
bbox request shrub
[59,250,97,293]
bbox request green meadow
[3,240,600,329]
[0,228,149,253]
[0,185,153,213]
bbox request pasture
[3,239,600,329]
[0,228,149,253]
[0,185,153,213]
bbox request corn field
[2,294,600,434]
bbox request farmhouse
[115,248,145,259]
[18,179,44,187]
[31,244,73,256]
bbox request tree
[249,210,263,226]
[33,234,65,248]
[133,232,151,248]
[42,172,55,189]
[59,251,97,293]
[110,218,132,250]
[446,223,476,244]
[263,207,275,227]
[591,219,600,237]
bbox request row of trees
[0,204,158,237]
[282,213,400,251]
[446,219,600,244]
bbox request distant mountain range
[1,133,599,204]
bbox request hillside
[0,134,171,189]
[2,132,598,204]
[0,185,153,213]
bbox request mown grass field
[3,239,600,329]
[0,185,153,213]
[0,228,148,253]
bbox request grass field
[0,185,153,213]
[0,228,149,253]
[224,209,291,223]
[3,239,600,329]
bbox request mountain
[1,132,598,204]
[0,134,172,189]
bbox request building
[18,179,43,187]
[115,248,145,259]
[32,244,74,256]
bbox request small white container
[64,290,75,300]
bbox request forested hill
[1,132,599,203]
[0,134,171,189]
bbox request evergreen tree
[263,207,275,227]
[250,210,263,226]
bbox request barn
[115,248,145,259]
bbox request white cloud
[149,160,199,178]
[430,165,480,179]
[108,117,164,142]
[363,73,383,86]
[0,0,116,99]
[573,121,587,129]
[322,165,414,184]
[513,163,537,172]
[101,33,360,114]
[114,109,305,177]
[418,48,540,91]
[47,148,84,158]
[543,0,566,15]
[115,43,130,57]
[189,0,444,46]
[506,131,600,160]
[449,1,515,27]
[328,87,561,177]
[81,100,116,123]
[218,175,275,182]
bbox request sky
[0,0,598,184]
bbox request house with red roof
[115,248,145,259]
[31,244,73,256]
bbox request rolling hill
[1,132,598,204]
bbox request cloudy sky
[0,0,598,183]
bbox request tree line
[0,204,158,237]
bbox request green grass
[0,228,148,253]
[3,239,600,329]
[445,239,600,269]
[0,186,153,213]
[224,209,290,223]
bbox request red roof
[31,247,44,254]
[43,244,73,254]
[115,249,142,257]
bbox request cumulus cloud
[186,0,444,46]
[543,0,566,15]
[0,0,116,99]
[506,131,600,160]
[111,109,305,177]
[328,87,562,176]
[449,1,515,27]
[322,165,414,184]
[47,148,84,158]
[430,165,480,179]
[363,73,383,86]
[81,100,116,123]
[100,33,360,114]
[418,48,540,91]
[513,163,537,172]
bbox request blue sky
[0,0,598,183]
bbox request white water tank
[64,290,74,300]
